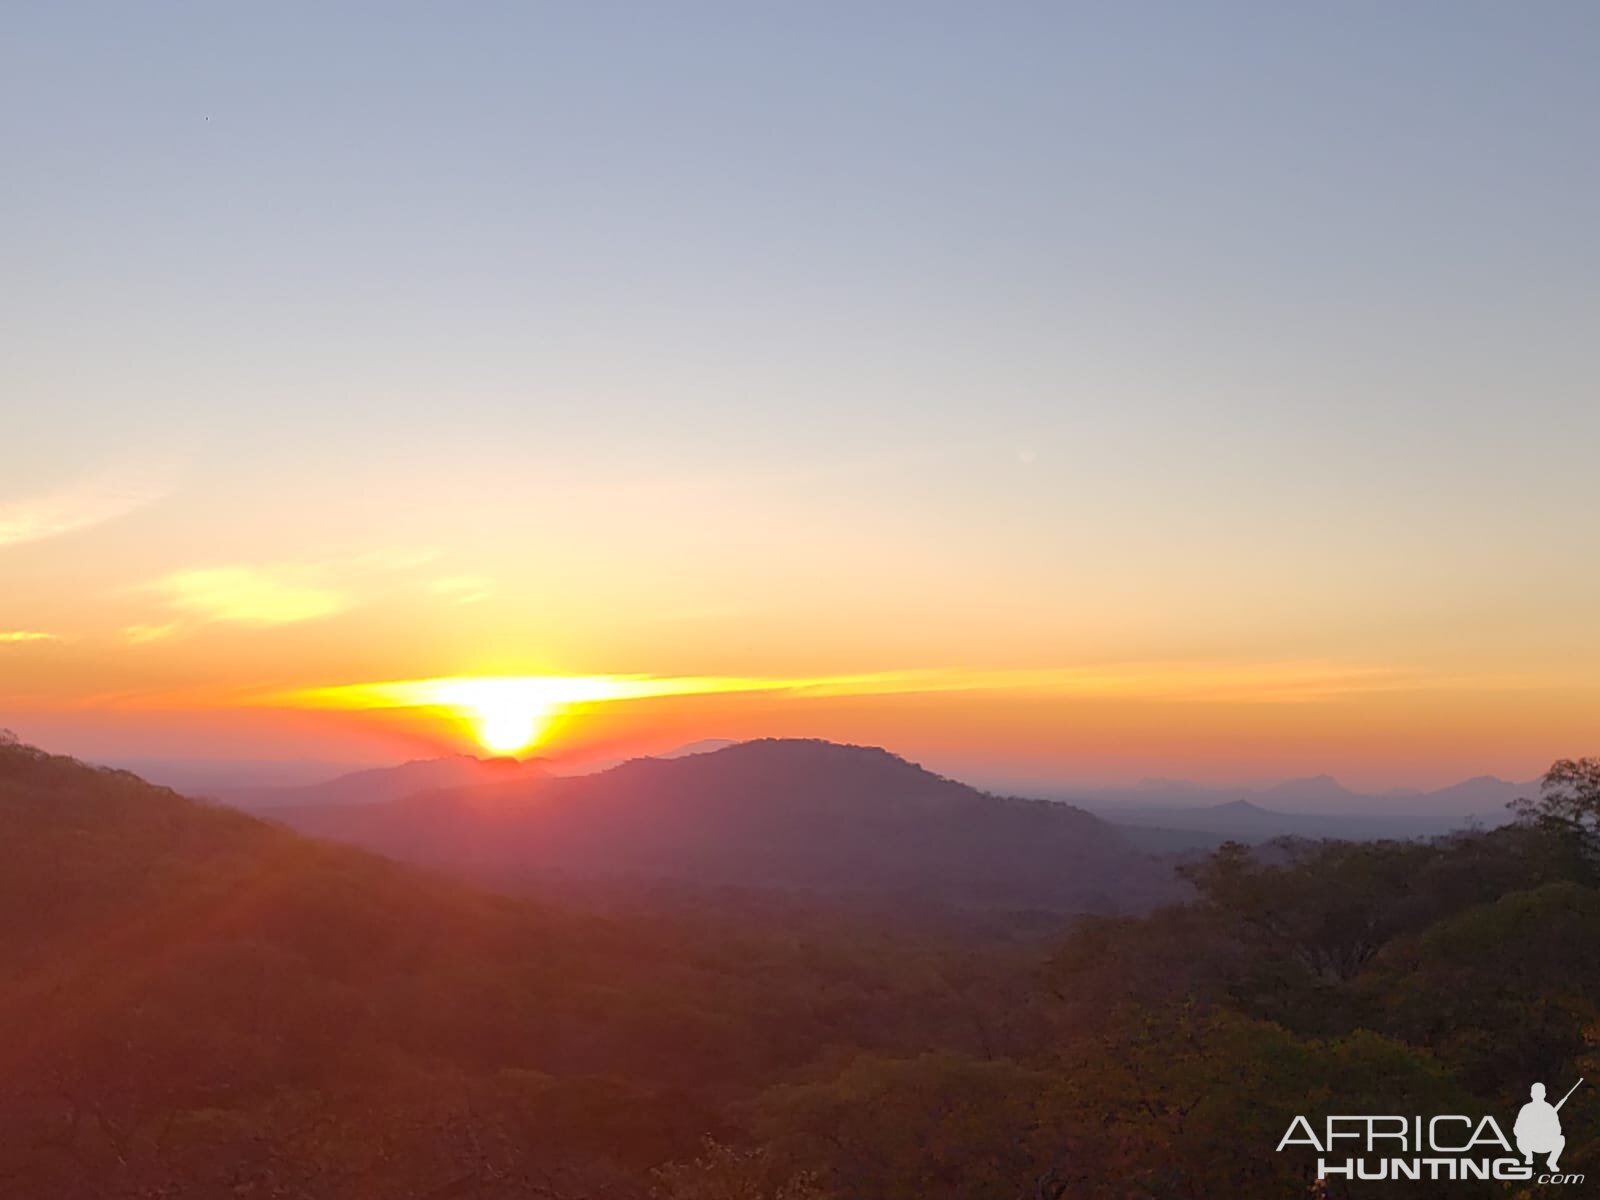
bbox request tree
[1180,839,1436,985]
[1511,758,1600,863]
[755,1053,1059,1200]
[652,1140,829,1200]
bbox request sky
[3,2,1598,789]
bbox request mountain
[6,732,1572,1199]
[99,754,374,793]
[1067,772,1537,831]
[219,752,549,810]
[653,737,738,759]
[268,738,1181,914]
[1106,798,1482,850]
[1419,774,1534,814]
[1253,773,1535,818]
[0,734,1059,1197]
[1256,774,1362,808]
[542,737,742,778]
[1081,772,1543,849]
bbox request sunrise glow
[209,660,1558,776]
[438,680,557,755]
[3,1,1597,790]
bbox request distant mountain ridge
[1063,772,1535,820]
[217,740,744,809]
[219,746,1540,873]
[209,746,1538,824]
[1021,770,1539,851]
[266,738,1183,914]
[220,753,549,810]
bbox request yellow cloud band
[265,661,1478,715]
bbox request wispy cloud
[152,566,351,626]
[0,475,165,550]
[0,630,60,644]
[141,547,464,629]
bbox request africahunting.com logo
[1277,1077,1585,1185]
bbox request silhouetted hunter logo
[1515,1078,1582,1172]
[1277,1075,1587,1184]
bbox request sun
[471,698,553,756]
[276,671,795,760]
[429,679,559,757]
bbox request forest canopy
[2,735,1597,1199]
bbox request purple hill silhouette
[267,738,1180,914]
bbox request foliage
[652,1139,830,1200]
[5,737,1600,1197]
[1510,757,1600,868]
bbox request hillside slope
[0,736,1043,1198]
[219,751,549,809]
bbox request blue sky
[8,2,1597,463]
